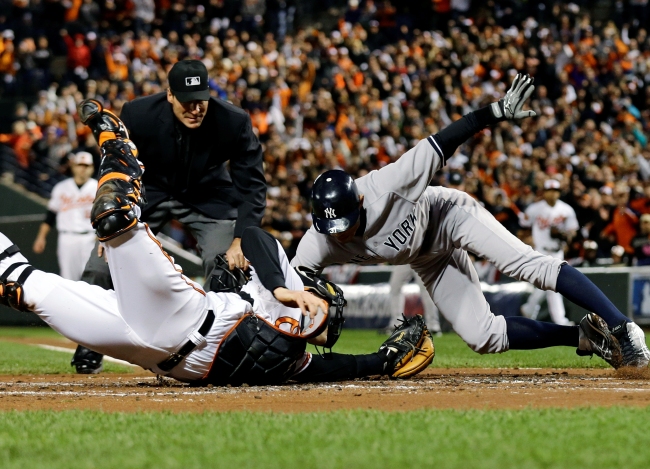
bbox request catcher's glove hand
[380,314,435,379]
[491,73,536,120]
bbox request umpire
[72,59,266,373]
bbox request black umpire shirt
[119,92,266,237]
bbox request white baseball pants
[56,232,97,281]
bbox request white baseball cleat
[611,321,650,368]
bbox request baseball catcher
[0,101,434,385]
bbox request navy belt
[157,310,215,372]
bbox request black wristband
[44,210,56,227]
[433,110,482,160]
[473,104,504,127]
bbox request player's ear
[166,88,174,104]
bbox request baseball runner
[292,73,650,369]
[518,179,578,325]
[32,152,97,281]
[0,102,434,385]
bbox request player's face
[71,163,93,184]
[330,216,361,244]
[167,89,209,129]
[543,189,560,205]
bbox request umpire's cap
[311,170,360,234]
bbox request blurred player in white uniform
[33,152,97,281]
[518,179,578,325]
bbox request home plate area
[0,367,649,413]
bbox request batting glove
[491,73,536,120]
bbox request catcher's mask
[209,254,250,293]
[294,265,347,349]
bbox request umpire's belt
[157,310,215,372]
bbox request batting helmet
[311,170,360,234]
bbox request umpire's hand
[225,237,250,270]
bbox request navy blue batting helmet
[311,170,360,234]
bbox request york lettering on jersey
[383,212,417,252]
[349,254,374,264]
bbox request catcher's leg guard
[78,99,130,146]
[91,189,140,241]
[79,100,146,241]
[0,262,35,312]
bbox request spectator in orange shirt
[602,186,639,256]
[0,121,34,169]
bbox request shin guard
[78,99,130,146]
[0,262,35,312]
[79,99,146,241]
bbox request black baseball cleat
[577,313,622,368]
[78,99,130,145]
[71,345,104,375]
[610,321,650,368]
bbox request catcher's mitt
[380,314,435,379]
[294,266,347,349]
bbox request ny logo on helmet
[324,208,336,218]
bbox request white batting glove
[491,73,537,120]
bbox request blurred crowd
[2,0,650,270]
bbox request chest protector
[199,314,308,386]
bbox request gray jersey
[292,134,565,355]
[292,137,443,269]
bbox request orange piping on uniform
[145,225,206,296]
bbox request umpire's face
[167,89,209,129]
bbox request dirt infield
[1,367,650,412]
[3,336,650,412]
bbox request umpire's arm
[230,114,267,237]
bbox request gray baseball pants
[411,188,564,354]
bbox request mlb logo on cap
[169,60,210,102]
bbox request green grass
[0,326,64,339]
[0,408,649,469]
[3,325,647,374]
[313,328,633,369]
[0,327,134,374]
[0,327,648,468]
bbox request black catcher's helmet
[311,170,360,234]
